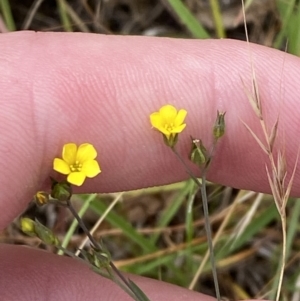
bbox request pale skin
[1,31,300,300]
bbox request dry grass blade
[241,79,262,119]
[188,189,243,290]
[229,192,263,244]
[22,0,44,30]
[251,76,262,120]
[282,150,299,209]
[115,236,206,268]
[268,118,279,152]
[277,150,287,186]
[64,1,90,32]
[241,120,269,155]
[241,9,293,296]
[75,193,124,256]
[265,165,282,210]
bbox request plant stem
[58,194,96,255]
[66,198,150,301]
[200,172,221,301]
[209,0,225,38]
[172,148,221,301]
[165,0,210,38]
[275,212,286,301]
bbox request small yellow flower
[53,143,101,186]
[150,104,187,147]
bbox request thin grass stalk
[0,0,16,31]
[22,0,44,30]
[56,0,72,32]
[164,0,209,38]
[63,1,90,32]
[278,213,287,301]
[271,213,287,301]
[209,0,225,38]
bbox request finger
[1,32,300,229]
[0,244,217,301]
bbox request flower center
[164,122,175,132]
[70,160,83,172]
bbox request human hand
[1,31,300,300]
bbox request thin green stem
[171,148,202,187]
[56,0,72,32]
[66,198,150,301]
[58,194,96,255]
[66,198,96,245]
[209,0,225,38]
[200,172,221,301]
[171,147,221,301]
[165,0,209,38]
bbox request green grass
[164,0,210,38]
[65,183,300,299]
[0,0,16,31]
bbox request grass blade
[164,0,209,38]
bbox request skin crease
[1,31,300,300]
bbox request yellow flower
[150,104,187,147]
[53,143,101,186]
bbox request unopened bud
[190,138,208,167]
[90,248,111,269]
[34,219,60,246]
[51,181,72,202]
[20,218,36,236]
[213,111,226,140]
[34,191,50,206]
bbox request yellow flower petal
[76,143,97,162]
[174,109,187,127]
[150,113,169,135]
[62,143,77,165]
[67,172,86,186]
[53,158,71,175]
[150,112,161,126]
[82,160,101,177]
[171,123,186,134]
[159,105,177,123]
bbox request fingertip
[0,245,215,301]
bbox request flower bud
[20,218,36,237]
[51,181,72,202]
[34,191,50,206]
[34,219,60,246]
[213,111,226,140]
[190,138,208,167]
